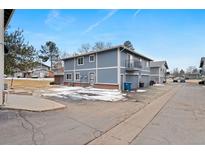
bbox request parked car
[150,80,156,86]
[173,77,186,83]
[199,80,205,85]
[173,78,178,82]
[180,79,186,83]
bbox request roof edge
[62,45,153,61]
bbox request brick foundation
[93,84,119,89]
[64,82,119,89]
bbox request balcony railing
[125,60,142,70]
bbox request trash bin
[124,82,132,92]
[139,82,144,88]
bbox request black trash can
[139,82,144,88]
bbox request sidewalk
[0,94,66,112]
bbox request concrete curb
[88,86,179,145]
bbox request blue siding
[64,71,74,82]
[98,49,117,67]
[64,59,74,70]
[97,68,117,84]
[77,70,96,83]
[126,75,139,89]
[75,54,96,69]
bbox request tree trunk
[10,76,14,89]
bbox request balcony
[125,60,142,71]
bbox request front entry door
[89,72,95,85]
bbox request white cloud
[45,10,75,31]
[133,9,141,17]
[84,10,118,34]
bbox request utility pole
[0,9,4,104]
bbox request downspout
[73,58,75,86]
[118,47,126,90]
[0,9,4,104]
[117,47,121,90]
[96,53,98,83]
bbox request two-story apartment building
[63,45,152,90]
[200,57,205,76]
[150,61,169,84]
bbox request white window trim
[88,71,96,84]
[75,72,80,81]
[66,73,72,81]
[89,54,95,63]
[77,57,84,66]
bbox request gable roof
[200,57,205,68]
[62,45,153,61]
[36,62,50,69]
[150,61,169,69]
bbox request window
[89,55,95,62]
[66,73,72,80]
[75,73,80,81]
[77,57,84,65]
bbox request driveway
[131,83,205,144]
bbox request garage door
[141,75,150,87]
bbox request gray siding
[97,68,117,84]
[98,49,117,67]
[120,68,126,75]
[120,51,127,67]
[140,75,150,87]
[64,70,96,83]
[64,59,74,70]
[75,54,96,69]
[150,67,159,74]
[64,71,74,82]
[77,70,96,83]
[126,75,138,89]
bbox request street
[131,84,205,144]
[0,83,204,144]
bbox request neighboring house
[185,72,201,79]
[150,61,169,84]
[62,45,152,90]
[14,62,51,78]
[200,57,205,76]
[54,68,64,85]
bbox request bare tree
[172,68,179,77]
[186,66,197,74]
[105,42,112,48]
[92,41,112,51]
[78,43,91,53]
[92,42,105,51]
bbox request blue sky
[8,9,205,70]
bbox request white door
[89,72,95,85]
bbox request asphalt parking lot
[0,84,174,144]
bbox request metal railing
[125,60,142,69]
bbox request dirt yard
[4,78,54,89]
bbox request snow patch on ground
[137,89,147,93]
[41,86,125,102]
[153,84,165,87]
